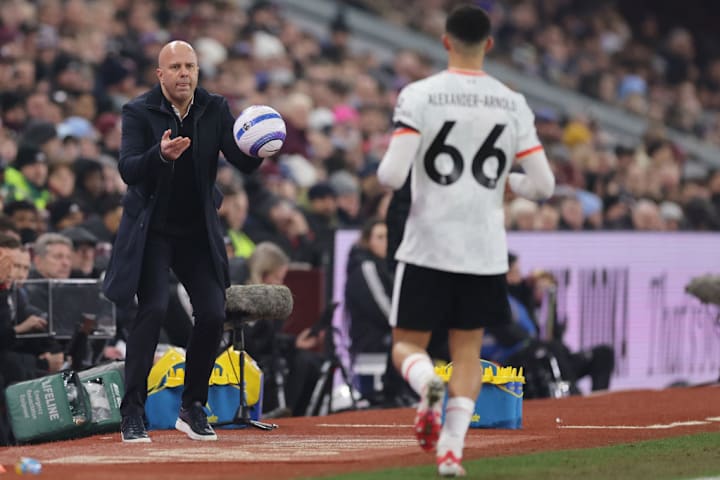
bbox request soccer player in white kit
[377,5,555,477]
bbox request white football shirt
[392,68,542,275]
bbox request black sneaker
[175,402,217,441]
[121,415,151,443]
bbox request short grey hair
[33,233,73,258]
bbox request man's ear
[442,34,451,52]
[485,36,494,54]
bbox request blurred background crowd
[0,0,719,270]
[0,0,719,423]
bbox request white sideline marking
[559,420,711,430]
[705,417,720,422]
[317,423,412,428]
[44,437,419,464]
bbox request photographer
[242,242,323,417]
[483,253,615,397]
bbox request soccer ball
[233,105,286,158]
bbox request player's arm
[508,147,555,200]
[377,123,421,190]
[508,95,555,200]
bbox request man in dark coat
[102,41,263,443]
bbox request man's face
[11,209,38,231]
[156,42,199,106]
[0,247,15,283]
[72,244,96,274]
[35,243,72,279]
[220,193,249,231]
[12,249,30,283]
[21,163,48,187]
[310,196,337,218]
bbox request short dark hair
[0,233,22,249]
[359,216,385,247]
[0,215,18,234]
[445,5,492,45]
[3,200,37,217]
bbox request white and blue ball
[233,105,286,158]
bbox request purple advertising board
[333,230,720,392]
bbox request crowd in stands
[0,0,719,432]
[351,0,720,146]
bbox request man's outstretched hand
[160,129,191,161]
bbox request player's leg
[436,272,510,477]
[389,262,448,452]
[436,328,484,477]
[120,233,172,443]
[171,234,226,441]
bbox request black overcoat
[102,85,261,306]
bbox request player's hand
[160,129,191,161]
[14,315,48,334]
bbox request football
[233,105,286,158]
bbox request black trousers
[120,231,226,417]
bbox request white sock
[400,352,436,396]
[437,396,475,458]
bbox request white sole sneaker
[121,435,151,443]
[437,451,466,477]
[175,418,218,441]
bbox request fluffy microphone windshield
[226,284,294,322]
[685,274,720,306]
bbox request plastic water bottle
[15,457,42,475]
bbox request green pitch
[311,432,720,480]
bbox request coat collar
[144,84,210,117]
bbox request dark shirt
[151,99,205,236]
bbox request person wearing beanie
[61,226,101,279]
[2,146,51,209]
[47,199,84,232]
[303,181,339,257]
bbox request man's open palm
[160,129,191,161]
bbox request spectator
[508,197,539,231]
[345,217,392,357]
[47,199,84,232]
[61,226,101,279]
[244,242,323,417]
[483,253,615,397]
[245,196,321,266]
[3,200,40,244]
[28,232,73,282]
[80,193,122,244]
[328,170,362,226]
[218,186,255,259]
[46,161,76,201]
[631,198,665,230]
[3,146,51,209]
[534,203,561,231]
[0,234,63,386]
[72,158,106,217]
[303,182,339,258]
[558,195,586,231]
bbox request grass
[311,432,720,480]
